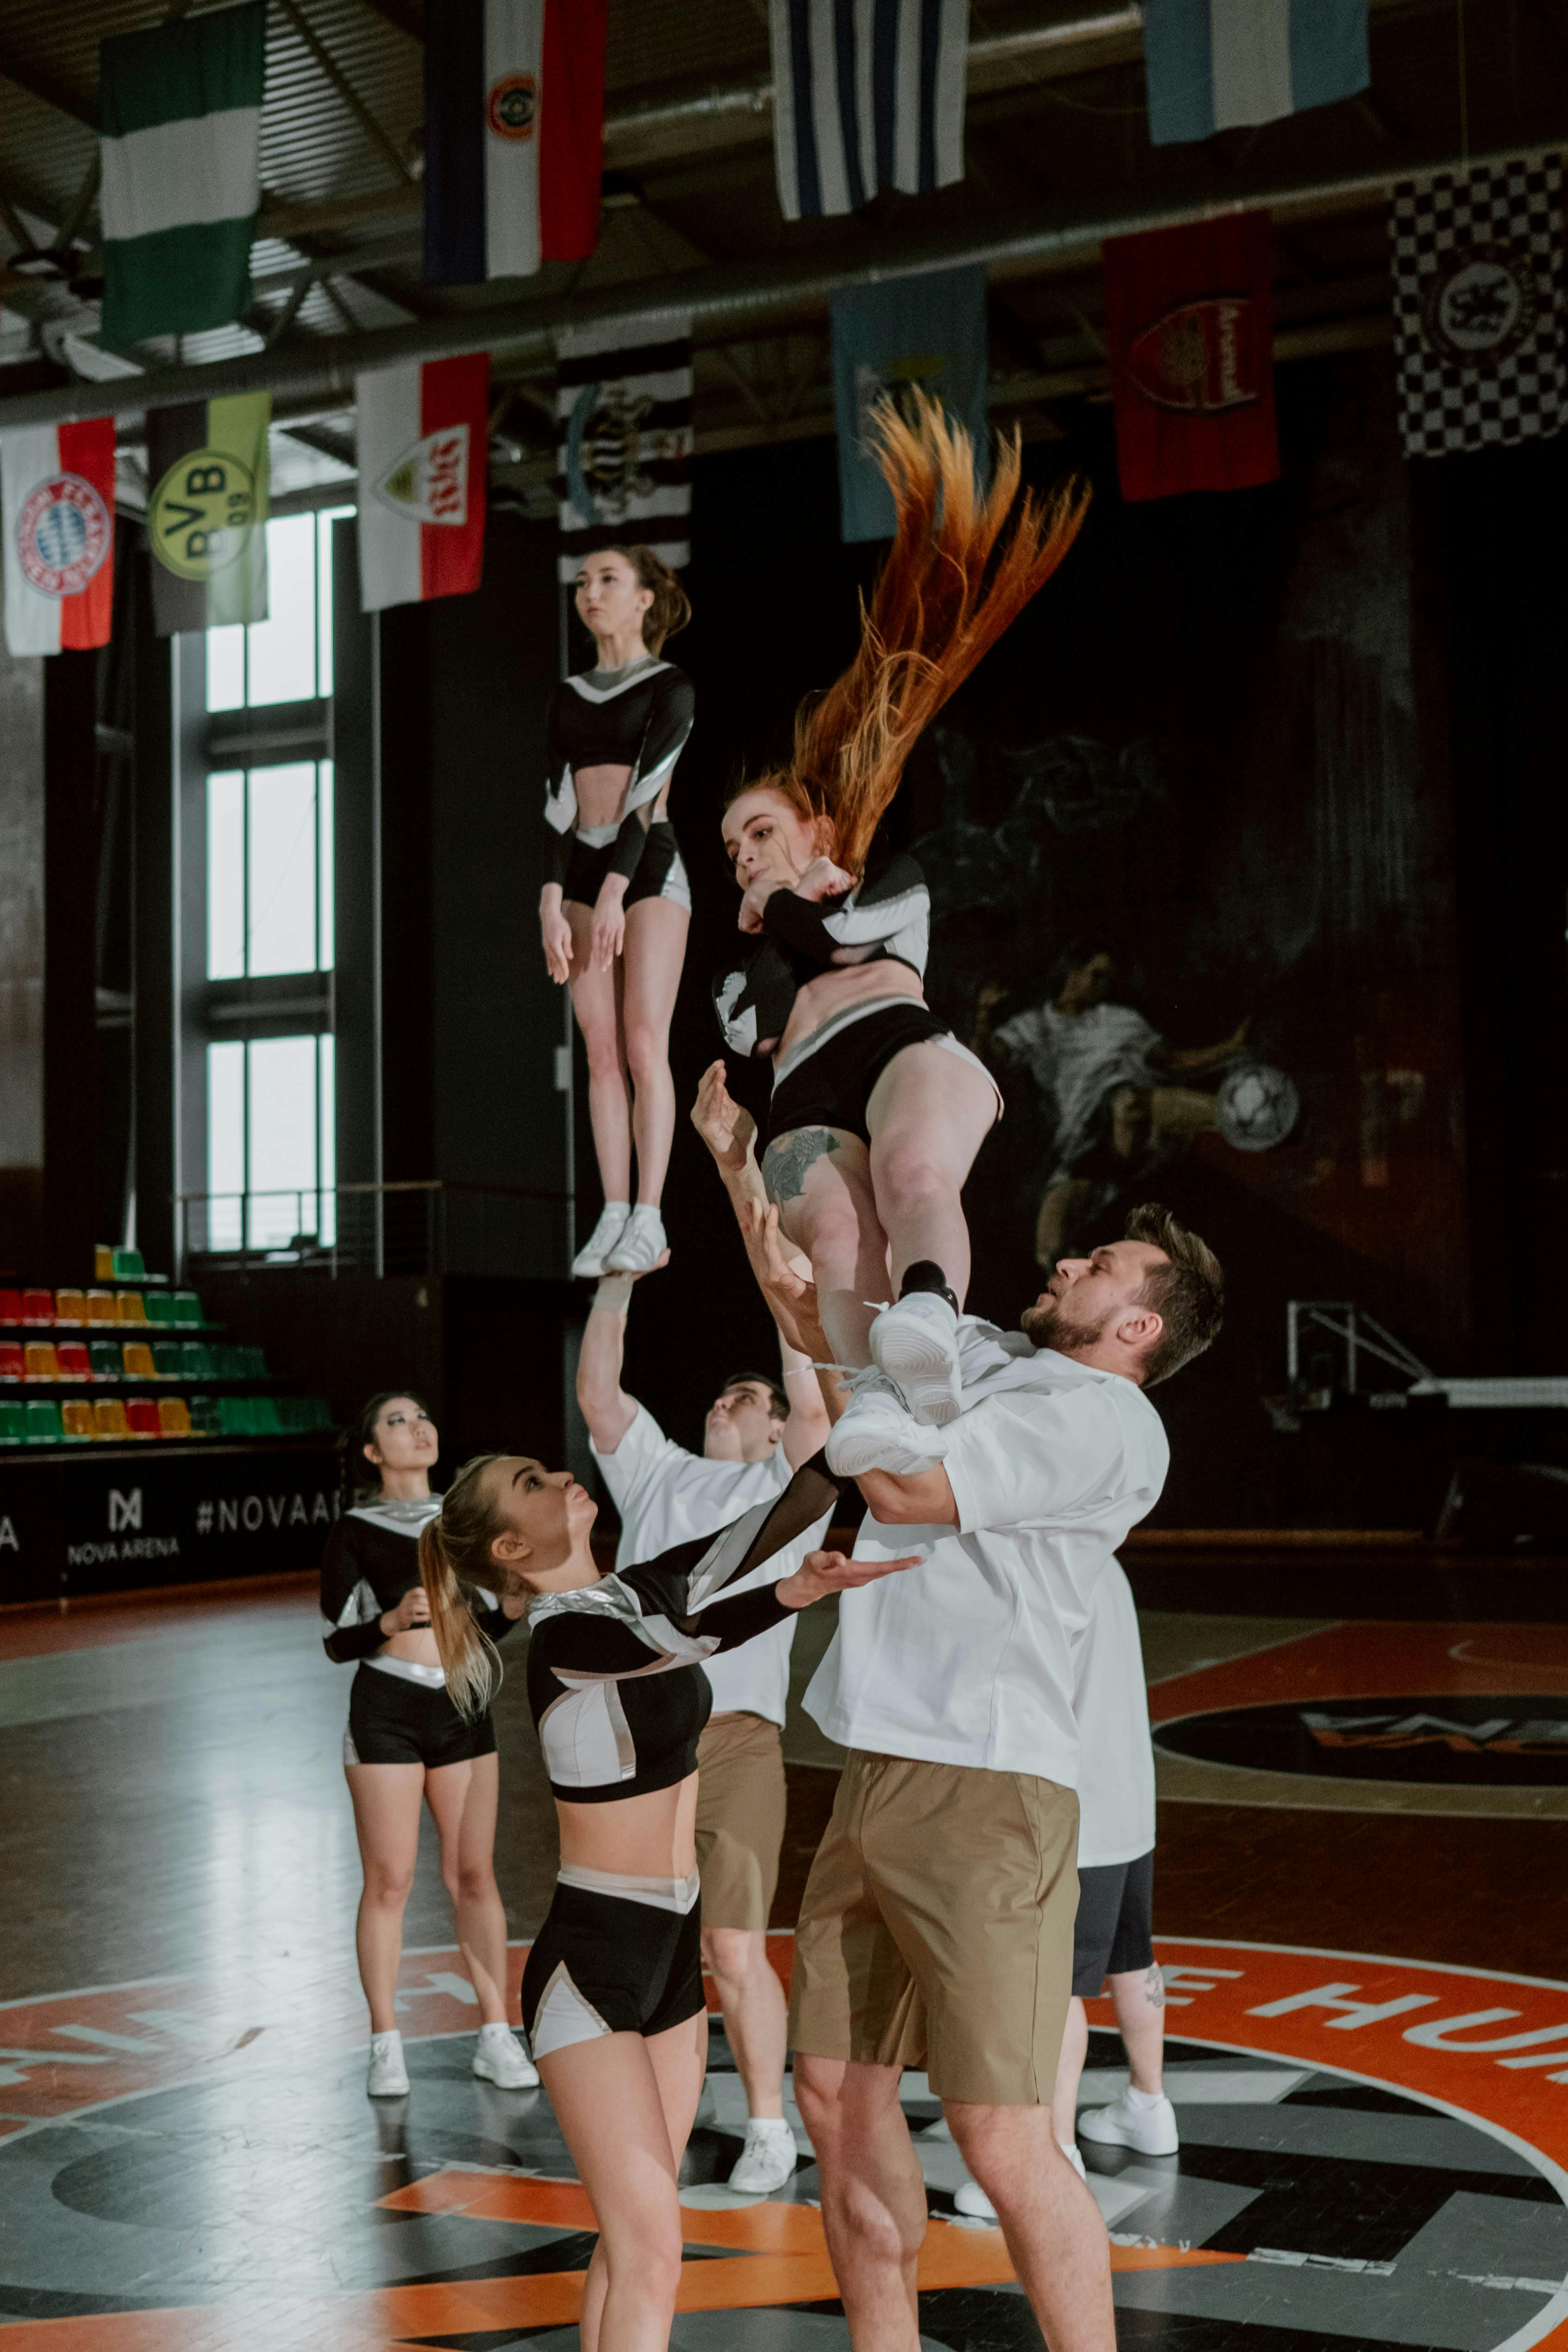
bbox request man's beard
[1021,1294,1108,1354]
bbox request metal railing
[175,1180,572,1281]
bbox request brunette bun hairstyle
[588,543,692,655]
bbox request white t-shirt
[590,1402,829,1727]
[804,1352,1168,1785]
[1074,1558,1155,1868]
[994,1000,1162,1175]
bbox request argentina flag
[1143,0,1368,147]
[770,0,969,222]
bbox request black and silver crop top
[712,845,930,1059]
[543,661,695,889]
[525,1456,839,1802]
[321,1500,516,1666]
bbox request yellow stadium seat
[94,1246,115,1282]
[54,1289,87,1325]
[121,1342,156,1380]
[115,1292,149,1326]
[92,1399,130,1441]
[85,1291,117,1325]
[157,1397,193,1439]
[61,1401,94,1441]
[23,1343,57,1382]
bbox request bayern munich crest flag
[356,353,490,613]
[1391,156,1566,458]
[555,323,693,583]
[1103,211,1278,501]
[1,419,116,656]
[425,0,607,284]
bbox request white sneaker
[366,2029,409,2098]
[825,1387,949,1478]
[869,1292,963,1424]
[727,2119,798,2194]
[472,2023,539,2089]
[572,1202,630,1278]
[1063,2139,1087,2179]
[1078,2088,1179,2156]
[604,1205,668,1273]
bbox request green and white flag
[99,1,266,350]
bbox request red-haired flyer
[1,417,116,655]
[355,353,490,613]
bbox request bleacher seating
[0,1247,336,1451]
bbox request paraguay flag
[1143,0,1368,146]
[356,354,490,613]
[425,0,607,284]
[1,419,115,657]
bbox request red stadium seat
[55,1342,92,1379]
[21,1289,53,1325]
[0,1291,21,1326]
[0,1343,23,1382]
[124,1398,160,1440]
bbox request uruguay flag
[1143,0,1368,147]
[770,0,969,222]
[425,0,607,284]
[1,419,115,657]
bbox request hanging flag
[770,0,969,221]
[1143,0,1368,147]
[829,264,988,542]
[425,0,607,284]
[98,1,266,349]
[146,392,270,637]
[555,324,692,583]
[1103,212,1278,502]
[357,353,490,613]
[1392,156,1566,460]
[1,420,116,658]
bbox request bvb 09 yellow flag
[146,389,270,637]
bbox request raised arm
[575,1272,639,1454]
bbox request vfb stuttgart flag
[356,354,489,613]
[1,419,116,656]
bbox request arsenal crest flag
[1,418,115,657]
[425,0,607,284]
[356,354,490,613]
[555,323,693,583]
[1391,156,1565,458]
[1103,212,1278,502]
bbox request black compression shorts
[764,1003,954,1150]
[1071,1850,1155,1996]
[563,820,689,912]
[521,1881,705,2054]
[345,1664,498,1769]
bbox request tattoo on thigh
[1144,1964,1166,2009]
[763,1127,840,1207]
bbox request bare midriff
[570,763,671,833]
[774,957,925,1064]
[555,1773,699,1879]
[381,1627,441,1668]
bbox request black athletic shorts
[521,1881,705,2056]
[1072,1849,1155,1996]
[563,820,690,912]
[765,1002,955,1149]
[345,1663,498,1769]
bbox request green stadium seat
[88,1340,121,1380]
[211,1343,245,1380]
[188,1395,216,1435]
[238,1344,268,1379]
[179,1342,214,1381]
[248,1395,284,1437]
[0,1401,23,1445]
[217,1395,252,1436]
[112,1248,147,1282]
[172,1291,202,1327]
[150,1343,182,1379]
[25,1400,63,1444]
[145,1292,176,1327]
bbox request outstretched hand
[691,1059,756,1176]
[738,1197,828,1363]
[776,1546,924,1608]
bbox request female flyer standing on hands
[540,545,694,1280]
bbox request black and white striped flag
[770,0,969,222]
[555,321,693,581]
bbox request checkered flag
[1391,155,1565,457]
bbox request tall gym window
[206,509,350,711]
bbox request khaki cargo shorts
[695,1711,788,1934]
[788,1751,1079,2106]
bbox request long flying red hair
[732,393,1090,876]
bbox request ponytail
[418,1451,507,1718]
